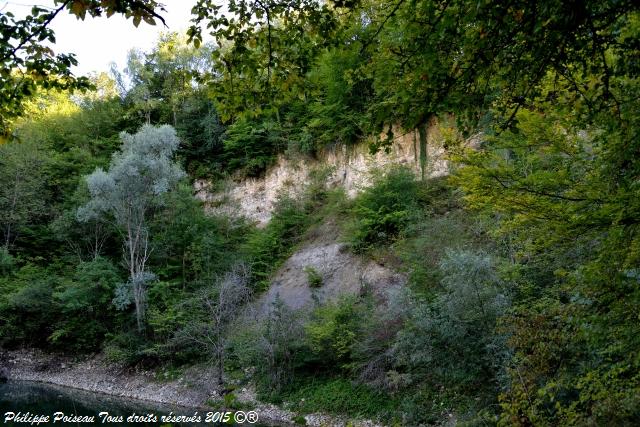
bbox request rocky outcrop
[257,218,407,314]
[195,121,450,226]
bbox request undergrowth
[243,167,347,291]
[273,376,399,420]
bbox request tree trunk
[127,222,148,334]
[133,281,146,333]
[217,347,224,385]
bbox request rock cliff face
[195,121,450,226]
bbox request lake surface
[0,381,268,426]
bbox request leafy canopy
[0,0,166,133]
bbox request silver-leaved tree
[78,124,185,332]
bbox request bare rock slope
[257,219,406,314]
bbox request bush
[391,250,509,388]
[244,196,310,291]
[304,266,323,288]
[343,249,510,422]
[0,264,59,347]
[305,296,367,371]
[0,247,14,276]
[230,297,308,394]
[292,415,307,425]
[50,257,121,351]
[103,330,151,365]
[283,377,397,419]
[396,211,480,292]
[346,166,420,252]
[243,171,342,292]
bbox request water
[0,381,269,426]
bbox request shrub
[0,247,14,276]
[283,377,397,419]
[243,170,343,292]
[0,264,59,347]
[244,196,309,291]
[50,257,121,351]
[305,295,367,371]
[396,211,478,292]
[391,250,509,388]
[304,266,323,288]
[172,264,252,385]
[103,330,150,365]
[346,166,420,252]
[292,415,307,425]
[230,297,308,394]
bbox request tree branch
[4,1,72,62]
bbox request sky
[1,0,200,76]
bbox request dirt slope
[257,218,406,315]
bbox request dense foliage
[0,0,639,425]
[0,0,166,134]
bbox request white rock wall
[194,120,450,225]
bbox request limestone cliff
[194,121,450,226]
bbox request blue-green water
[0,381,268,426]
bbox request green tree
[12,80,126,208]
[445,10,640,423]
[0,141,49,249]
[0,0,167,133]
[305,295,366,371]
[51,257,121,351]
[347,166,420,252]
[189,0,344,122]
[0,264,59,346]
[115,33,225,176]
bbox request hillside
[1,1,639,426]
